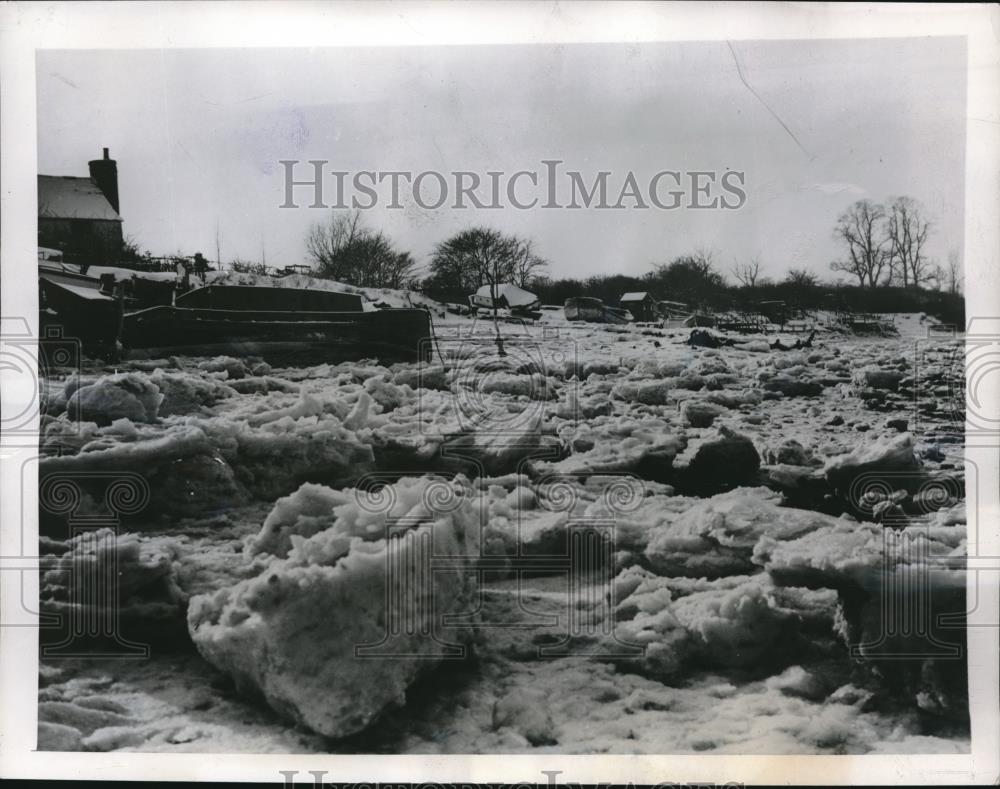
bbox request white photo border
[1,1,997,784]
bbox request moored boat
[39,267,434,363]
[121,302,432,363]
[603,306,633,324]
[564,297,634,324]
[564,296,605,322]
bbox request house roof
[38,175,122,221]
[620,291,651,302]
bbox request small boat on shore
[468,283,541,321]
[603,306,633,324]
[564,297,604,322]
[564,297,634,324]
[654,299,695,329]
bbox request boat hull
[603,307,632,324]
[564,304,629,324]
[121,305,433,363]
[176,284,364,312]
[564,298,607,322]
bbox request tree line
[112,197,963,325]
[301,195,959,296]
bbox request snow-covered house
[38,148,123,264]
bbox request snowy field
[35,313,969,754]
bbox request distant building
[619,291,657,321]
[38,147,123,264]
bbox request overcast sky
[37,37,966,281]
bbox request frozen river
[36,313,969,754]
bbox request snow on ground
[36,312,968,753]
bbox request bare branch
[731,255,762,288]
[830,199,891,288]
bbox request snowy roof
[38,175,122,222]
[473,283,538,308]
[620,291,651,302]
[87,265,179,283]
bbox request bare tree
[945,249,963,294]
[429,227,545,355]
[831,200,891,288]
[731,255,762,288]
[387,251,421,290]
[306,210,417,288]
[886,196,932,288]
[306,210,364,281]
[924,261,944,291]
[649,248,724,304]
[511,238,549,288]
[784,268,819,288]
[119,233,147,266]
[692,245,717,277]
[428,227,546,294]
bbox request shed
[619,291,657,321]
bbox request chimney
[88,147,120,215]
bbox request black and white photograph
[1,2,998,784]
